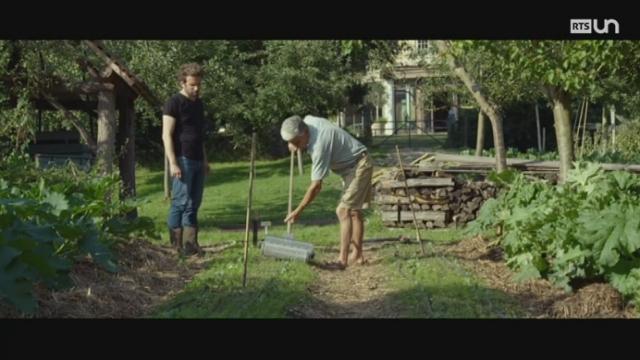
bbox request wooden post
[96,89,117,175]
[242,133,257,287]
[535,103,542,152]
[610,105,616,150]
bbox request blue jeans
[168,156,205,229]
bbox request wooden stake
[395,146,426,255]
[242,132,257,287]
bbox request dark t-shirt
[162,93,205,161]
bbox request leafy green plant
[467,163,640,305]
[0,160,159,314]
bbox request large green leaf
[0,245,22,268]
[42,191,69,216]
[79,230,118,273]
[0,264,37,314]
[623,211,640,253]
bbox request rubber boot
[169,227,183,255]
[183,226,204,256]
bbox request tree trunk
[434,41,507,172]
[97,89,117,175]
[475,110,485,156]
[545,85,573,183]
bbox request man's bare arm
[284,180,322,223]
[162,115,181,178]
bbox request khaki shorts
[338,153,373,210]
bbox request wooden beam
[381,210,447,223]
[41,92,97,152]
[84,40,162,109]
[76,57,102,80]
[77,81,116,93]
[380,177,454,189]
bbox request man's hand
[288,142,298,153]
[170,163,182,179]
[284,209,301,224]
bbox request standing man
[162,63,209,256]
[281,115,374,269]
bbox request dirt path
[290,250,404,318]
[290,236,637,318]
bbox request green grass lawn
[380,243,525,318]
[138,158,350,246]
[137,155,531,318]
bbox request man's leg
[336,206,352,266]
[168,159,188,254]
[183,159,204,256]
[349,209,365,264]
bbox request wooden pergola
[31,40,162,216]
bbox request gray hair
[280,115,307,141]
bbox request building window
[417,40,429,50]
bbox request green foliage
[0,158,158,314]
[613,120,640,160]
[467,163,640,303]
[364,81,387,111]
[461,41,624,96]
[1,40,400,160]
[460,147,559,161]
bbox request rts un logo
[570,19,620,34]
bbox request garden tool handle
[287,150,294,235]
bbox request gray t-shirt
[304,115,367,181]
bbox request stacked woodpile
[373,167,497,228]
[373,150,640,228]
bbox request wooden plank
[416,152,640,173]
[380,177,454,189]
[381,210,447,222]
[84,40,162,109]
[374,194,447,205]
